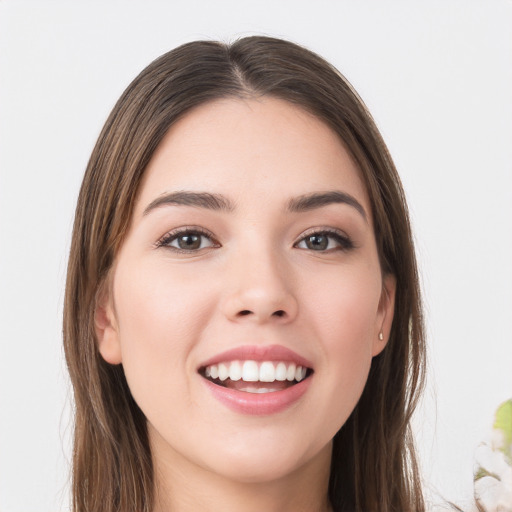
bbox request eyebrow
[287,191,367,221]
[143,189,367,221]
[143,191,235,215]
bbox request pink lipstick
[198,345,313,415]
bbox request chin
[208,456,304,485]
[200,436,330,485]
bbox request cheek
[302,268,381,425]
[305,264,381,348]
[115,258,214,337]
[111,259,215,398]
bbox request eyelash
[293,228,355,252]
[155,227,355,253]
[155,227,219,253]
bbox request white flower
[474,399,512,512]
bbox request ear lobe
[372,273,397,357]
[94,286,122,365]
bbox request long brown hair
[64,36,426,512]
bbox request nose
[220,249,298,325]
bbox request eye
[295,229,354,252]
[156,228,218,252]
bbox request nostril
[234,309,288,319]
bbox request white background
[0,1,511,510]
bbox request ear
[372,273,396,357]
[94,282,122,365]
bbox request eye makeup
[155,226,219,253]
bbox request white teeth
[204,360,309,383]
[229,360,242,381]
[286,363,296,381]
[275,362,287,381]
[259,361,276,382]
[218,363,229,381]
[242,360,259,382]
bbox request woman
[63,36,426,512]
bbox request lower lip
[202,376,312,415]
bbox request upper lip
[198,344,313,370]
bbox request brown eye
[159,229,217,252]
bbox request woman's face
[96,97,395,484]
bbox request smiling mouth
[199,360,313,393]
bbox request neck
[151,435,332,512]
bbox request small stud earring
[378,332,384,341]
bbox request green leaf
[493,399,512,462]
[474,466,500,482]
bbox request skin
[95,97,396,512]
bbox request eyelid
[154,225,354,253]
[155,226,220,251]
[293,227,355,251]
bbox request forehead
[135,97,371,216]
